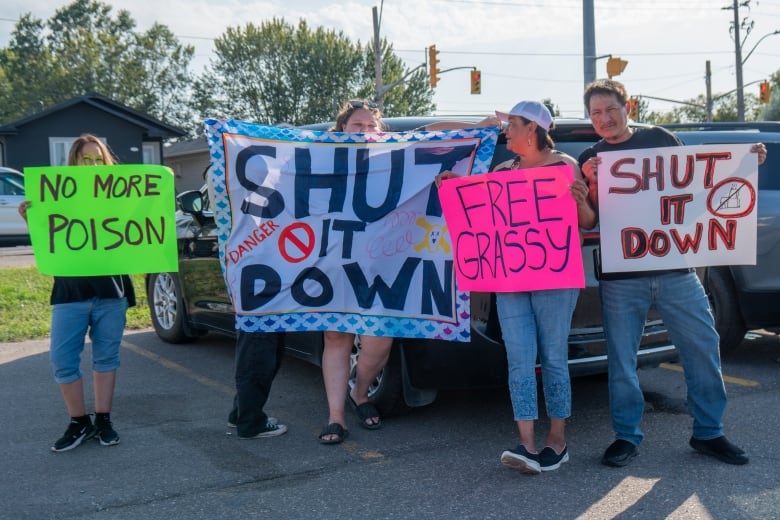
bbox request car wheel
[705,267,747,352]
[349,338,408,417]
[148,272,194,344]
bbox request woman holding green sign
[18,134,135,452]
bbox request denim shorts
[49,297,128,384]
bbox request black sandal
[349,395,382,430]
[318,422,349,445]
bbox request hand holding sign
[23,164,179,276]
[438,164,585,292]
[596,143,758,273]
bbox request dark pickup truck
[662,122,780,351]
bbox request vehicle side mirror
[177,190,204,213]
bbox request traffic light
[428,45,440,88]
[759,81,771,104]
[606,57,628,78]
[627,97,639,120]
[470,69,481,95]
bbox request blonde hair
[67,134,117,166]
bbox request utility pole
[729,0,746,122]
[705,60,713,122]
[372,6,384,110]
[582,0,596,117]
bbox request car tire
[349,339,408,417]
[705,267,747,352]
[148,272,194,344]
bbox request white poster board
[598,143,758,273]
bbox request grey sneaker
[52,419,96,452]
[238,420,287,439]
[500,445,541,474]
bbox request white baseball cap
[495,101,553,131]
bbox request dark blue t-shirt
[578,126,688,280]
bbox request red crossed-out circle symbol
[706,177,756,219]
[278,222,316,263]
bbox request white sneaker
[500,445,541,474]
[238,421,287,439]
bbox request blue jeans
[600,271,726,445]
[50,297,128,384]
[496,289,578,421]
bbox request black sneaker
[602,439,638,467]
[51,419,96,452]
[500,445,541,474]
[690,436,749,465]
[539,445,569,471]
[94,416,120,446]
[227,416,277,429]
[238,419,288,439]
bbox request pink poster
[438,165,585,292]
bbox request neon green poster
[23,164,179,276]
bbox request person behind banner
[317,99,391,444]
[17,134,135,452]
[317,99,501,445]
[578,79,766,468]
[437,101,596,474]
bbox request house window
[49,136,108,166]
[143,142,160,164]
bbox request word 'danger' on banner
[438,164,585,292]
[23,164,178,276]
[597,143,758,273]
[204,119,499,341]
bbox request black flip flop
[318,422,349,445]
[348,395,382,430]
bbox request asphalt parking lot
[2,244,780,519]
[1,324,779,519]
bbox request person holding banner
[18,134,135,452]
[437,100,596,474]
[317,99,502,444]
[317,100,392,443]
[578,79,766,467]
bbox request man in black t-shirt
[578,79,766,468]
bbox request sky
[1,0,779,119]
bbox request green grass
[0,267,151,343]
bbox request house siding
[4,104,148,170]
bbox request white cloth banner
[204,119,498,340]
[598,143,758,273]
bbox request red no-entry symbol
[278,222,316,263]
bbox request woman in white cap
[437,100,595,474]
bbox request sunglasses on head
[348,100,378,109]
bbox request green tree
[127,23,195,131]
[0,0,193,131]
[643,90,767,125]
[45,0,137,100]
[0,14,56,122]
[200,18,434,127]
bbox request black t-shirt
[51,275,136,307]
[578,126,688,281]
[577,126,682,165]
